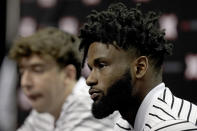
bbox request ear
[64,64,77,81]
[133,56,148,79]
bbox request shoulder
[72,77,90,99]
[64,77,92,110]
[145,87,197,130]
[57,98,117,131]
[150,119,197,131]
[57,77,119,131]
[17,110,54,131]
[57,77,92,125]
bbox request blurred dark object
[0,0,6,65]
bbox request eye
[32,66,45,73]
[97,62,106,69]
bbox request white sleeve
[55,77,119,131]
[17,110,54,131]
[56,95,117,131]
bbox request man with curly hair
[9,27,117,131]
[79,2,197,130]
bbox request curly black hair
[79,2,173,69]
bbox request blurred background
[0,0,197,130]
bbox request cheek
[35,75,52,87]
[40,80,61,105]
[100,66,128,94]
[35,75,58,94]
[98,71,118,94]
[101,77,117,95]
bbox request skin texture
[19,54,76,121]
[86,42,162,126]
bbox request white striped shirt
[17,77,118,131]
[114,83,197,131]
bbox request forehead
[18,54,55,67]
[87,42,130,64]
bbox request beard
[92,69,134,119]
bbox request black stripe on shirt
[158,97,167,104]
[116,123,131,130]
[163,88,166,102]
[178,99,184,117]
[155,120,188,131]
[195,118,197,125]
[145,123,152,129]
[181,128,197,131]
[153,105,176,120]
[187,103,192,121]
[171,94,174,109]
[149,113,166,121]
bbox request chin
[35,108,44,113]
[33,105,46,113]
[91,97,115,119]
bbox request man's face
[87,42,134,118]
[19,54,66,113]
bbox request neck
[52,80,77,122]
[53,103,64,122]
[119,97,141,126]
[120,71,162,126]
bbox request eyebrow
[19,63,45,69]
[30,63,45,68]
[88,57,107,68]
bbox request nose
[86,71,98,86]
[20,70,33,90]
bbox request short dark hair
[9,27,82,80]
[79,2,173,69]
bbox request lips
[89,88,101,101]
[27,93,42,101]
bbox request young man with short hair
[79,3,197,130]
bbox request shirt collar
[134,82,165,131]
